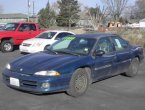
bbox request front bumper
[19,45,43,54]
[2,69,71,93]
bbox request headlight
[34,70,60,76]
[6,64,11,70]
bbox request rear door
[110,36,131,74]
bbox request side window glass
[111,36,128,51]
[96,37,113,54]
[55,33,64,40]
[55,33,73,40]
[29,24,36,31]
[19,24,30,31]
[64,33,73,36]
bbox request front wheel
[125,58,139,77]
[67,69,89,97]
[0,40,13,52]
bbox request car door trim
[94,64,112,71]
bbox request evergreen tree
[57,0,80,28]
[38,0,56,28]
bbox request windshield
[3,23,19,31]
[47,36,96,55]
[36,32,57,39]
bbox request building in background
[0,13,28,23]
[0,13,38,23]
[139,18,145,28]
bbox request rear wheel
[0,40,13,52]
[67,69,89,97]
[125,58,139,77]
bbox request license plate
[10,77,20,87]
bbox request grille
[22,43,31,47]
[21,80,37,88]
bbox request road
[0,50,145,110]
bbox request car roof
[43,30,75,34]
[76,33,117,39]
[7,22,37,24]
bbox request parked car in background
[0,22,44,52]
[0,25,4,30]
[0,23,6,30]
[19,30,75,53]
[3,33,144,97]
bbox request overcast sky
[0,0,134,15]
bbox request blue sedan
[2,33,144,97]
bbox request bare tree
[133,0,145,19]
[103,0,128,21]
[85,5,109,30]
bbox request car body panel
[19,31,75,53]
[2,33,144,94]
[0,22,44,45]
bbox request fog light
[42,82,50,88]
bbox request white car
[19,30,75,53]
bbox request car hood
[10,52,80,75]
[23,38,55,46]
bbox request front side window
[96,37,114,54]
[29,24,36,31]
[36,32,57,39]
[111,36,128,51]
[48,36,96,55]
[18,24,30,31]
[3,23,19,31]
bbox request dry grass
[110,28,145,50]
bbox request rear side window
[29,24,36,31]
[111,36,129,51]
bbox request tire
[125,58,139,77]
[67,68,89,97]
[0,40,13,52]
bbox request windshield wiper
[46,49,58,54]
[55,50,80,56]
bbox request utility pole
[33,0,35,22]
[28,0,31,22]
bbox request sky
[0,0,135,15]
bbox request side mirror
[44,45,50,51]
[94,50,105,56]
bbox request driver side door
[92,37,116,81]
[15,23,32,44]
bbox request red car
[0,22,44,52]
